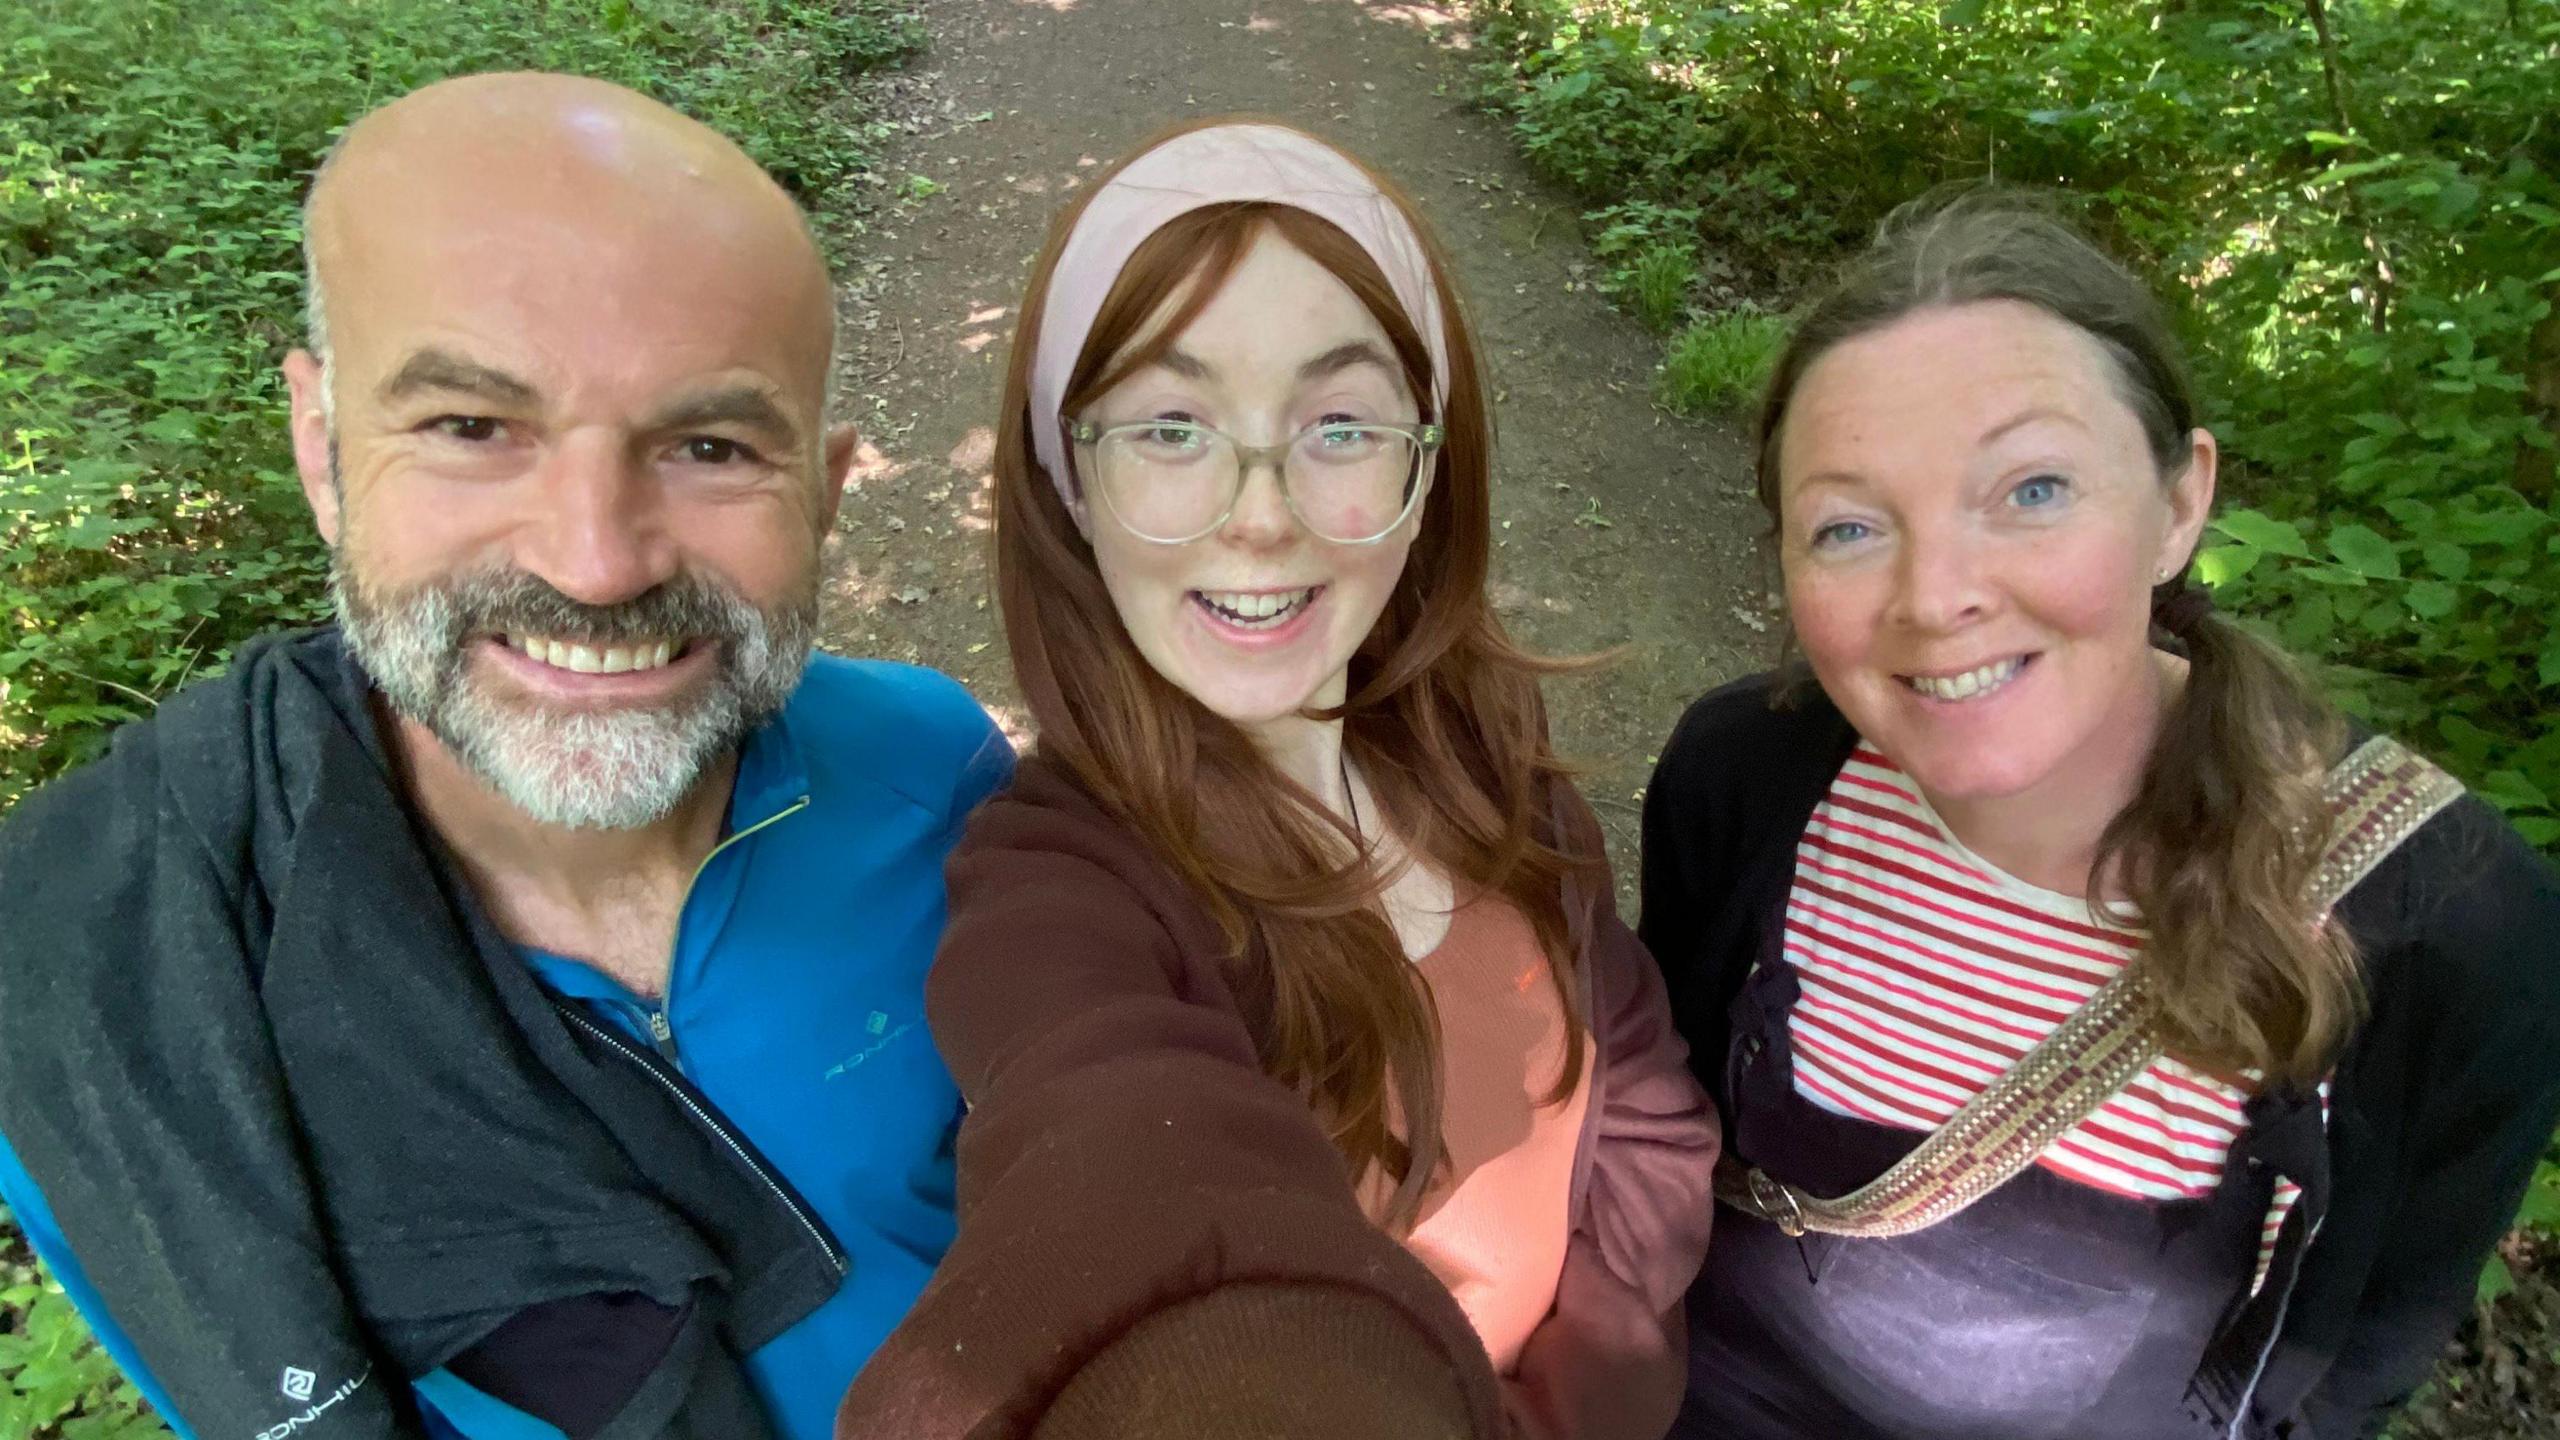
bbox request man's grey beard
[333,558,816,830]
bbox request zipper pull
[647,1007,681,1063]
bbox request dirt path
[819,0,1772,889]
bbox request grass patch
[1621,244,1698,332]
[1658,311,1789,416]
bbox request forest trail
[822,0,1772,882]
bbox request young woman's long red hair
[990,119,1595,1224]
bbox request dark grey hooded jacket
[0,630,842,1438]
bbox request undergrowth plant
[1658,310,1790,415]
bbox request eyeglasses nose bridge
[1230,434,1294,482]
[1218,436,1300,534]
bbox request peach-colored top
[1359,893,1593,1373]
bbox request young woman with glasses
[839,120,1719,1440]
[1639,191,2560,1440]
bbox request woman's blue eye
[1811,519,1871,548]
[2012,475,2067,507]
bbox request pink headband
[1028,123,1451,505]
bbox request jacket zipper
[645,794,810,1066]
[555,1001,850,1276]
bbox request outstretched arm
[840,781,1506,1440]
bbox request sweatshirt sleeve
[1504,792,1719,1440]
[2295,801,2560,1438]
[837,782,1505,1440]
[0,730,424,1437]
[1565,909,1721,1316]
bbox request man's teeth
[511,635,678,674]
[1904,656,2026,701]
[1198,587,1316,628]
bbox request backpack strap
[1714,735,2461,1239]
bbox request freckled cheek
[2011,536,2154,643]
[1783,567,1892,680]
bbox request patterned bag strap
[1714,735,2463,1240]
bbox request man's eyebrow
[377,349,539,407]
[1298,340,1397,383]
[649,386,803,449]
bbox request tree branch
[2302,0,2396,332]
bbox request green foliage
[1623,244,1698,331]
[0,0,921,1424]
[2,1208,162,1440]
[0,0,923,813]
[1465,0,2560,853]
[1587,200,1703,329]
[1658,310,1790,415]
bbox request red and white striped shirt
[1783,746,2308,1284]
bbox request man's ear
[282,349,340,544]
[819,422,858,533]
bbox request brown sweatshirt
[838,755,1718,1440]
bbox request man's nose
[515,434,679,605]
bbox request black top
[1639,670,2560,1439]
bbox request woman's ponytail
[2094,583,2356,1085]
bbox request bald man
[0,73,1009,1440]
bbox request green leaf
[2327,525,2402,580]
[2457,508,2549,545]
[2481,769,2552,813]
[137,410,198,445]
[2518,818,2560,847]
[2313,156,2406,186]
[2542,636,2560,689]
[2439,714,2501,761]
[2213,509,2309,558]
[2525,1177,2560,1231]
[2420,542,2471,580]
[2404,580,2457,618]
[2196,543,2260,586]
[2479,1253,2515,1307]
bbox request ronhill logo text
[254,1366,371,1438]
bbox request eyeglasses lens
[1095,424,1420,544]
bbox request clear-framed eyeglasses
[1064,416,1445,546]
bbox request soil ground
[816,0,1773,896]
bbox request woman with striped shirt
[1640,192,2560,1439]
